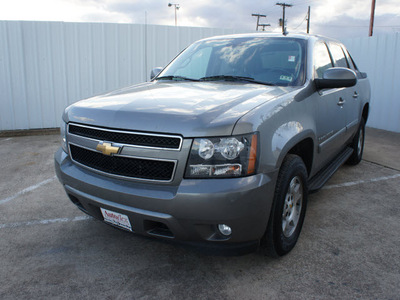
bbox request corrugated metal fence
[0,21,399,132]
[343,33,400,133]
[0,21,246,131]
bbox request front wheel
[262,154,308,257]
[347,118,365,165]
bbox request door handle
[337,97,346,107]
[353,92,359,99]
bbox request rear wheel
[262,154,308,257]
[347,118,365,165]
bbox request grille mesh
[70,144,175,181]
[69,124,181,149]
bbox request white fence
[0,21,399,132]
[343,33,400,133]
[0,21,246,131]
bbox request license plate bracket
[100,208,132,231]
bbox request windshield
[157,37,306,86]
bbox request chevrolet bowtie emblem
[96,142,120,156]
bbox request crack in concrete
[363,159,400,172]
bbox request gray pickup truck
[55,33,370,256]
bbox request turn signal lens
[60,121,68,153]
[247,134,258,175]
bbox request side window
[329,43,348,68]
[314,42,333,79]
[343,47,358,72]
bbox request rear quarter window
[343,47,358,72]
[329,43,348,68]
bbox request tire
[347,118,365,165]
[262,154,308,257]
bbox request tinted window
[329,43,348,68]
[314,42,332,79]
[343,48,358,71]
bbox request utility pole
[369,0,376,36]
[306,6,311,34]
[259,23,271,31]
[276,3,293,34]
[252,14,267,31]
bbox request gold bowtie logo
[96,142,120,156]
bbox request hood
[65,81,297,137]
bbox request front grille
[69,124,181,149]
[70,144,175,181]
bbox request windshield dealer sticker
[288,56,296,62]
[280,75,293,82]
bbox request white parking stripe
[0,216,92,229]
[0,176,56,205]
[323,173,400,190]
[1,172,399,229]
[0,138,13,142]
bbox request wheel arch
[275,131,315,177]
[362,103,369,123]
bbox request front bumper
[55,148,277,244]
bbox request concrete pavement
[0,127,399,299]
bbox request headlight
[60,120,68,153]
[185,133,258,178]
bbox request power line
[293,0,319,6]
[288,6,311,33]
[316,24,400,28]
[292,13,308,30]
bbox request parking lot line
[0,172,399,230]
[1,170,400,207]
[323,173,400,190]
[0,216,92,229]
[0,138,13,143]
[0,176,56,205]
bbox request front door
[313,42,347,167]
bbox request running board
[308,147,353,193]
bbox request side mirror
[150,67,163,80]
[315,67,357,89]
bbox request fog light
[218,224,232,236]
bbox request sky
[1,0,399,39]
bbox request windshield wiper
[156,75,199,82]
[199,75,275,86]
